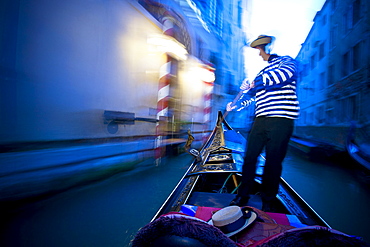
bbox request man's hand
[240,79,250,90]
[226,102,237,112]
[240,79,255,92]
[250,80,255,88]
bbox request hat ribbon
[217,210,252,234]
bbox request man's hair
[256,36,275,54]
[258,228,369,247]
[257,44,267,50]
[257,44,273,54]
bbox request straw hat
[250,35,274,48]
[209,206,257,237]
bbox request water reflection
[283,149,370,242]
[0,154,193,247]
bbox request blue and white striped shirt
[235,54,300,119]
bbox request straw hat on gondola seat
[208,206,257,237]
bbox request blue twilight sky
[244,0,326,79]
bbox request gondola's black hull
[152,112,329,228]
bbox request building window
[328,64,335,86]
[344,96,357,121]
[335,100,341,123]
[309,111,315,125]
[332,0,337,11]
[326,107,335,124]
[330,25,337,48]
[342,51,350,77]
[322,15,326,26]
[343,8,352,34]
[340,42,362,77]
[337,96,357,123]
[353,42,361,71]
[319,71,326,90]
[319,42,325,60]
[302,85,308,100]
[310,53,316,70]
[317,105,325,124]
[301,63,308,77]
[353,0,361,25]
[310,80,315,95]
[301,111,307,125]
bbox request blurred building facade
[295,0,370,149]
[0,0,249,200]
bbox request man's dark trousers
[238,116,294,202]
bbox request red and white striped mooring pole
[203,82,213,142]
[202,64,215,143]
[155,14,175,165]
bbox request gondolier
[227,35,300,211]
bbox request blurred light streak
[191,66,215,83]
[183,66,204,93]
[147,34,188,61]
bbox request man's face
[256,46,270,61]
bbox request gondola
[289,136,341,160]
[134,111,330,245]
[346,122,370,171]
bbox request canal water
[0,149,369,246]
[282,149,370,242]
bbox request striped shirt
[236,54,300,119]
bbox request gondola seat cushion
[250,226,370,247]
[132,213,238,247]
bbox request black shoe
[230,195,249,206]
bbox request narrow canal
[1,149,369,247]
